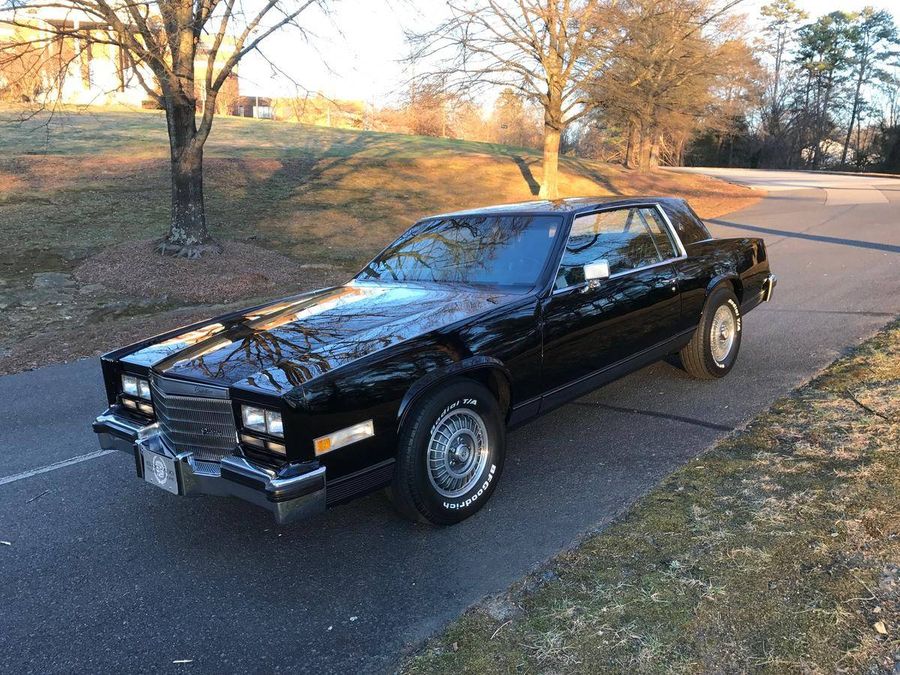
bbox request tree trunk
[538,124,561,199]
[646,134,660,171]
[169,147,207,244]
[841,63,866,166]
[812,73,835,170]
[634,123,653,173]
[161,97,214,255]
[625,121,641,169]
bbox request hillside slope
[0,109,756,266]
[0,109,759,373]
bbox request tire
[680,285,742,379]
[390,379,505,525]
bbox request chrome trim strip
[554,258,683,294]
[550,202,686,296]
[654,202,688,258]
[510,394,541,411]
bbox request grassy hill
[0,108,756,267]
[0,108,758,373]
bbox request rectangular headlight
[265,410,283,436]
[121,374,152,401]
[241,405,283,437]
[121,374,139,396]
[313,420,374,456]
[138,379,151,400]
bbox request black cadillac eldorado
[93,197,776,525]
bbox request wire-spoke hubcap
[427,408,489,498]
[710,304,737,365]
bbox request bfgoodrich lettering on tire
[680,285,742,379]
[390,379,505,525]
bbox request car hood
[120,282,520,394]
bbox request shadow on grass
[563,156,622,196]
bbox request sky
[238,0,900,106]
[239,0,448,104]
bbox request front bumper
[93,411,325,525]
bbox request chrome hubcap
[427,409,489,498]
[710,304,737,365]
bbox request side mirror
[584,259,610,282]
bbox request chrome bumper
[93,411,326,525]
[763,273,778,302]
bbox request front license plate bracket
[141,448,179,495]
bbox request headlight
[265,410,283,436]
[241,405,283,437]
[121,374,151,401]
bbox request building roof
[433,196,684,219]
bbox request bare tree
[1,0,325,256]
[795,11,852,169]
[760,0,807,131]
[491,87,542,147]
[589,0,754,171]
[840,8,898,166]
[409,0,608,199]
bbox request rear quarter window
[661,200,711,245]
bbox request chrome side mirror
[582,259,610,291]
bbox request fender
[397,356,511,429]
[705,273,741,300]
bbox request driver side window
[555,207,669,290]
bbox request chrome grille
[151,376,238,462]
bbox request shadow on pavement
[707,218,900,254]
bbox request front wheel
[390,380,505,525]
[680,286,742,379]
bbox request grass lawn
[0,107,759,373]
[405,322,900,673]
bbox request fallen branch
[845,389,891,421]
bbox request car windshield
[356,214,563,287]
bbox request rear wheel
[680,286,742,379]
[390,380,505,525]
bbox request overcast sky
[238,0,900,105]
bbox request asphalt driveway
[0,169,898,673]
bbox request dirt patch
[73,239,338,304]
[0,263,348,376]
[0,302,245,374]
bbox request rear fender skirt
[397,356,511,429]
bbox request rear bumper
[93,410,326,525]
[763,273,778,302]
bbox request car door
[539,205,683,407]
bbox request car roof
[430,196,683,219]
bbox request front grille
[151,376,238,462]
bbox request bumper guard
[763,273,778,303]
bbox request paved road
[1,169,898,673]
